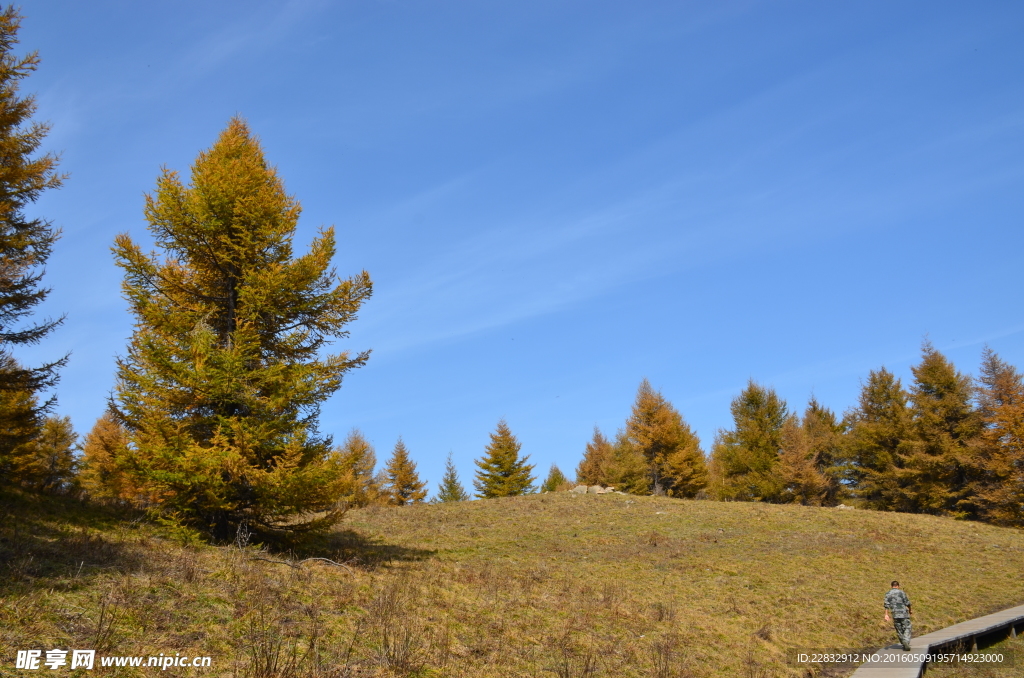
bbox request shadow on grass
[0,486,145,594]
[279,527,436,570]
[2,485,435,587]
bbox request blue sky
[15,0,1024,493]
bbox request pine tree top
[626,378,702,462]
[474,419,535,498]
[383,437,427,505]
[910,342,978,442]
[577,426,614,485]
[435,452,469,502]
[541,464,568,493]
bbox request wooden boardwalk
[849,603,1024,677]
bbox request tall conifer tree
[709,381,788,501]
[79,412,135,503]
[967,348,1024,525]
[897,342,980,515]
[474,419,535,498]
[337,429,380,507]
[577,427,614,486]
[800,398,845,504]
[606,430,651,495]
[14,415,76,493]
[624,379,707,497]
[774,398,845,506]
[435,452,469,502]
[776,413,831,505]
[0,382,75,494]
[381,437,427,505]
[841,368,912,509]
[0,8,67,481]
[111,118,372,538]
[0,367,38,481]
[540,464,569,492]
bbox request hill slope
[3,489,1024,677]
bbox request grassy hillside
[3,488,1024,677]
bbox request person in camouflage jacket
[884,581,913,651]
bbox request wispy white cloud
[178,0,326,76]
[35,0,330,136]
[348,91,1024,359]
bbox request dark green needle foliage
[0,7,67,483]
[540,464,569,492]
[474,419,535,498]
[709,381,789,501]
[435,452,469,503]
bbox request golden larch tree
[79,412,137,503]
[965,348,1024,526]
[577,426,614,486]
[382,437,427,505]
[775,414,831,505]
[111,118,372,539]
[625,379,707,497]
[336,429,381,508]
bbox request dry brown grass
[2,488,1024,677]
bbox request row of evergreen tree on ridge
[574,342,1024,529]
[384,338,1024,530]
[69,338,1024,530]
[315,339,1024,531]
[0,8,1020,538]
[12,336,1024,519]
[74,415,540,508]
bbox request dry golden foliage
[79,412,139,504]
[381,437,427,506]
[625,378,708,497]
[967,348,1024,526]
[577,426,615,486]
[111,118,371,539]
